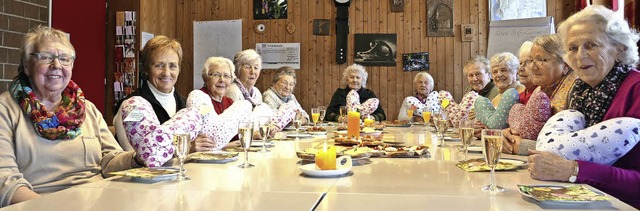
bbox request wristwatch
[568,160,579,183]
[334,0,351,64]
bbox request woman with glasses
[502,35,579,155]
[0,26,140,206]
[263,66,309,125]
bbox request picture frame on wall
[253,0,288,19]
[354,34,397,66]
[427,0,454,37]
[391,0,404,12]
[402,52,430,71]
[489,0,546,21]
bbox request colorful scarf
[569,63,631,127]
[233,78,260,106]
[9,77,86,140]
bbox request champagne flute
[293,115,302,140]
[481,129,504,192]
[173,133,191,181]
[406,108,415,125]
[433,111,448,147]
[238,121,255,168]
[258,116,271,153]
[311,108,320,127]
[458,116,474,161]
[422,110,432,128]
[318,106,327,126]
[339,106,347,126]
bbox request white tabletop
[1,125,635,210]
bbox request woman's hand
[192,134,216,152]
[501,128,521,154]
[527,149,575,181]
[473,120,487,138]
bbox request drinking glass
[318,106,327,126]
[458,116,474,161]
[238,121,255,168]
[406,109,415,124]
[481,129,504,192]
[339,106,347,126]
[173,133,191,181]
[433,111,448,147]
[258,116,271,153]
[311,108,320,127]
[293,115,303,140]
[422,110,432,128]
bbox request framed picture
[402,52,430,71]
[489,0,546,21]
[313,19,330,36]
[354,34,397,66]
[427,0,454,37]
[254,0,288,20]
[391,0,404,12]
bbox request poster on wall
[489,0,546,21]
[254,0,288,19]
[193,20,243,89]
[256,43,300,69]
[354,34,397,66]
[402,52,430,71]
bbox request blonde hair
[140,35,183,74]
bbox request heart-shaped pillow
[346,89,380,116]
[120,96,202,167]
[474,88,519,129]
[188,90,252,150]
[445,91,479,127]
[399,91,450,120]
[507,90,551,140]
[536,109,640,165]
[259,100,298,131]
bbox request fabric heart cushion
[445,91,479,127]
[507,90,551,140]
[536,109,640,165]
[346,89,380,116]
[402,91,439,114]
[474,88,519,129]
[253,100,298,131]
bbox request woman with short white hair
[398,72,440,121]
[489,52,525,106]
[326,64,386,121]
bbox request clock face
[335,0,350,3]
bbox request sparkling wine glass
[458,116,474,161]
[258,116,271,153]
[433,111,448,147]
[238,121,255,168]
[318,106,327,126]
[173,133,191,181]
[482,129,504,192]
[311,107,320,127]
[293,115,303,140]
[339,106,347,126]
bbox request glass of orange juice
[311,108,320,127]
[364,114,375,127]
[422,111,431,127]
[406,109,414,124]
[347,109,361,137]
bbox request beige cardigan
[0,92,136,207]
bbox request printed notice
[256,43,300,69]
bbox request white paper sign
[123,108,145,122]
[256,43,300,69]
[141,32,154,50]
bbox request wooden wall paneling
[370,0,380,113]
[386,4,398,120]
[409,0,420,101]
[452,0,462,101]
[378,0,389,120]
[321,2,332,108]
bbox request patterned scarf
[233,78,260,106]
[270,87,291,103]
[570,63,631,127]
[9,77,86,140]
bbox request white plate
[518,185,607,204]
[467,145,482,153]
[287,133,313,138]
[188,152,239,164]
[361,131,382,137]
[250,141,274,147]
[299,156,352,177]
[284,126,309,131]
[308,131,328,135]
[500,158,528,167]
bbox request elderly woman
[113,35,186,150]
[463,56,499,101]
[226,49,298,133]
[489,52,525,106]
[502,34,578,154]
[326,64,386,121]
[527,6,640,208]
[0,26,139,206]
[263,66,309,124]
[398,72,436,121]
[516,41,537,104]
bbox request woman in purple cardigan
[526,5,640,208]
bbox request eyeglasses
[279,80,296,88]
[208,72,232,80]
[30,52,75,66]
[242,64,261,71]
[153,62,179,71]
[531,57,557,66]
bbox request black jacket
[114,82,186,124]
[325,87,386,121]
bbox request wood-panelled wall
[107,0,575,123]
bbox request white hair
[340,64,368,88]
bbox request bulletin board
[193,20,243,89]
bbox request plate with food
[188,151,239,163]
[109,167,179,182]
[283,125,308,131]
[306,126,328,135]
[381,146,428,158]
[250,140,274,147]
[517,185,608,203]
[299,156,352,177]
[287,133,314,138]
[456,158,527,172]
[382,120,411,127]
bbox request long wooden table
[1,126,635,210]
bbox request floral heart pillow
[403,91,439,114]
[507,90,551,140]
[474,88,519,129]
[445,91,479,127]
[536,109,640,165]
[346,89,380,116]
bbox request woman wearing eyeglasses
[0,26,140,206]
[263,66,310,125]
